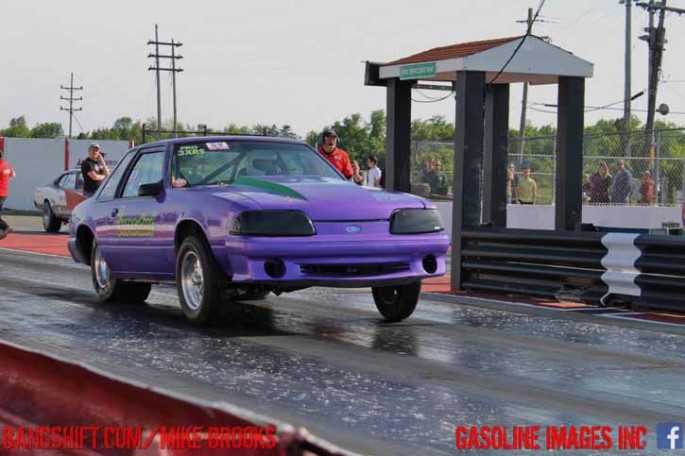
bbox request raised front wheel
[372,281,421,322]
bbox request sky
[2,0,685,138]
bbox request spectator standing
[506,163,519,204]
[517,164,537,204]
[422,160,449,195]
[588,161,612,204]
[0,149,16,239]
[639,171,655,204]
[81,143,110,197]
[317,128,353,180]
[611,159,633,203]
[417,156,435,183]
[364,155,382,188]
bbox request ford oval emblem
[346,225,362,233]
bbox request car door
[65,171,87,215]
[91,150,138,269]
[107,147,174,278]
[53,172,76,218]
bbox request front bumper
[222,232,449,288]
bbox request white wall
[435,202,684,240]
[3,138,131,211]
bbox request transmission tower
[60,72,83,138]
[147,24,184,136]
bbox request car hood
[208,176,427,220]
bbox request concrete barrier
[0,339,349,455]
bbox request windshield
[171,140,343,187]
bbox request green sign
[399,62,437,80]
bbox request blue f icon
[657,423,683,450]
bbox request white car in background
[33,169,86,232]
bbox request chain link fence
[411,129,685,205]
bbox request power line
[488,0,547,85]
[60,72,83,138]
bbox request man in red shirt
[0,149,16,239]
[317,128,354,180]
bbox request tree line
[3,112,685,172]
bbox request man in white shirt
[363,155,382,188]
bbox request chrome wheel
[181,251,204,311]
[93,245,110,290]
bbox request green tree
[2,116,31,137]
[31,122,64,138]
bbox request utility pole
[147,25,183,137]
[148,25,162,134]
[60,72,83,138]
[622,0,633,156]
[636,1,685,156]
[645,0,665,139]
[515,8,543,159]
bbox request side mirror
[138,179,164,197]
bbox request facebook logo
[657,423,683,450]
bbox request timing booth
[366,36,685,312]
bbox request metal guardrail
[634,235,685,312]
[459,227,685,312]
[460,228,608,304]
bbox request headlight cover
[390,208,444,234]
[230,210,316,236]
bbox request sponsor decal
[206,142,230,150]
[177,145,206,157]
[114,210,156,237]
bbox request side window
[98,151,137,201]
[55,174,69,187]
[75,173,84,190]
[121,152,165,198]
[61,173,76,190]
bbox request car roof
[143,135,308,148]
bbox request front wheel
[91,240,151,303]
[372,281,421,322]
[42,202,62,233]
[176,235,231,325]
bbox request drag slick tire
[176,235,231,325]
[91,240,151,303]
[372,281,421,322]
[42,201,62,233]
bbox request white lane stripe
[600,233,641,305]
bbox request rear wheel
[372,281,421,322]
[91,240,151,303]
[42,201,62,233]
[176,235,231,325]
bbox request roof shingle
[386,36,523,66]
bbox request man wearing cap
[0,149,16,240]
[318,128,353,180]
[81,143,110,197]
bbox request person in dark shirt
[588,161,612,204]
[81,143,110,196]
[422,160,449,195]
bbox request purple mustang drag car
[68,136,449,325]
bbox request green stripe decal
[234,176,307,200]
